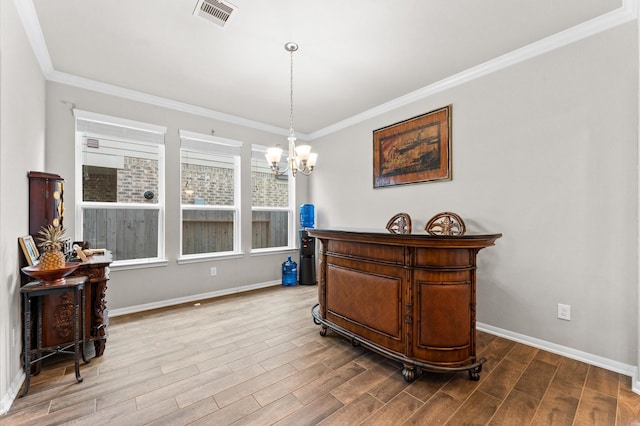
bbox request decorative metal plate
[386,213,412,234]
[425,212,466,236]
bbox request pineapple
[37,225,66,270]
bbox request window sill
[110,258,169,272]
[177,252,244,264]
[250,247,298,257]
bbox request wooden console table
[21,251,112,358]
[20,277,86,397]
[307,228,501,382]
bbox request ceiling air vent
[193,0,238,27]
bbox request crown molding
[13,0,53,75]
[46,69,302,139]
[16,0,636,142]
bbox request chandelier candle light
[265,42,318,177]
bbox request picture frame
[19,236,40,266]
[373,105,452,188]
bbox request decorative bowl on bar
[21,263,80,285]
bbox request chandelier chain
[289,47,295,137]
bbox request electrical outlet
[558,303,571,321]
[210,267,217,276]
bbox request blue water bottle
[300,204,315,228]
[282,256,298,286]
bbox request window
[251,145,295,250]
[74,110,166,265]
[180,131,242,258]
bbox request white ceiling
[27,0,624,137]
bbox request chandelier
[265,42,317,177]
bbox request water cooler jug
[298,204,317,285]
[281,256,297,286]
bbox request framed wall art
[19,235,40,266]
[373,105,452,188]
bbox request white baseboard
[477,322,639,395]
[0,371,25,415]
[108,280,281,317]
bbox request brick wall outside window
[251,171,288,207]
[84,158,288,208]
[181,163,234,205]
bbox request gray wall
[311,22,638,366]
[0,0,47,412]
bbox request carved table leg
[73,286,83,383]
[81,287,90,364]
[402,364,418,382]
[319,325,328,336]
[19,293,31,398]
[468,364,482,381]
[92,279,108,357]
[94,340,106,357]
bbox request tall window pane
[180,131,241,257]
[75,110,166,264]
[251,145,294,250]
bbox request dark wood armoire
[28,171,65,239]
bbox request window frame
[250,144,297,253]
[74,109,167,269]
[178,130,243,262]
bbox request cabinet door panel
[325,257,405,353]
[413,271,473,366]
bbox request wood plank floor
[3,285,640,425]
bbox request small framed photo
[19,236,40,266]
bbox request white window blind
[179,130,242,156]
[74,109,166,144]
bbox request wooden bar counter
[307,228,501,381]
